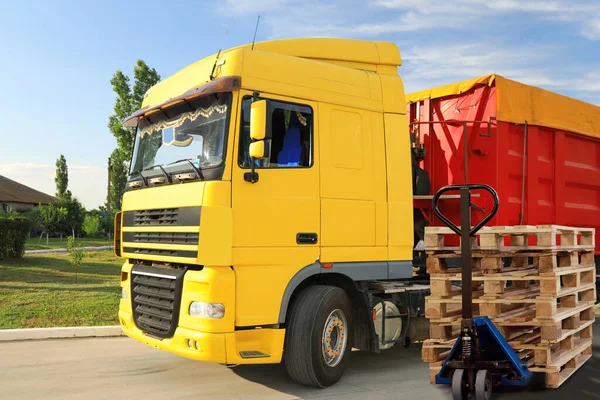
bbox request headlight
[189,302,225,319]
[122,287,127,300]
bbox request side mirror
[249,141,268,159]
[250,100,272,141]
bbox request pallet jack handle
[432,184,499,320]
[432,184,499,237]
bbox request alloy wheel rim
[321,309,348,367]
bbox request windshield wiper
[143,164,172,183]
[167,158,204,180]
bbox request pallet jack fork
[432,184,533,400]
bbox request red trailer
[407,74,600,258]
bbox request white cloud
[0,163,107,209]
[222,0,290,14]
[399,42,564,93]
[399,41,600,107]
[581,18,600,40]
[222,0,600,40]
[376,0,593,14]
[217,0,600,103]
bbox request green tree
[82,214,101,237]
[96,206,114,236]
[55,154,71,199]
[67,236,84,282]
[109,149,128,213]
[39,204,68,242]
[22,208,41,231]
[55,197,86,238]
[108,60,160,211]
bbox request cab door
[231,92,320,251]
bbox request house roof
[0,175,57,205]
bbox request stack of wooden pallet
[421,225,596,389]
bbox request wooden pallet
[426,284,596,320]
[428,302,596,341]
[426,249,594,274]
[425,225,595,252]
[429,265,596,295]
[424,323,593,389]
[423,224,596,389]
[423,324,592,366]
[529,339,593,388]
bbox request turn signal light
[114,212,122,257]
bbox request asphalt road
[2,329,599,400]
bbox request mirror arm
[244,91,262,183]
[244,160,259,183]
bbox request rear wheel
[284,285,352,388]
[475,369,492,400]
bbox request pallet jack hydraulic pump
[432,184,533,400]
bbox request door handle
[296,233,318,245]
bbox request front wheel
[284,285,352,388]
[452,369,469,400]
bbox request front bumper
[119,310,285,364]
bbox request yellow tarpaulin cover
[407,74,600,140]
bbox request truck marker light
[322,263,333,269]
[121,272,128,282]
[121,287,127,300]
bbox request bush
[88,207,114,236]
[0,216,32,260]
[82,215,101,237]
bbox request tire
[452,369,469,400]
[475,370,492,400]
[284,285,352,388]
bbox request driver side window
[238,97,313,168]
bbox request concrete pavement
[0,326,123,341]
[25,245,113,254]
[1,331,599,400]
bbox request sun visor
[122,76,241,127]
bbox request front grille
[131,265,186,338]
[123,206,201,228]
[123,231,199,245]
[123,247,198,258]
[134,208,179,226]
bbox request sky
[1,0,599,209]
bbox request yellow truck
[116,38,429,388]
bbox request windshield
[130,93,230,175]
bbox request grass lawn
[25,236,112,250]
[0,250,123,329]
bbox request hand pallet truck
[432,184,534,400]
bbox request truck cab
[117,38,421,388]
